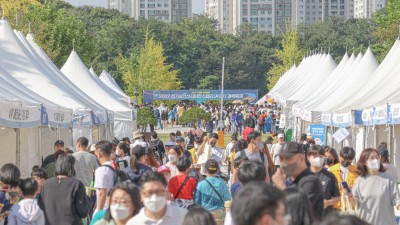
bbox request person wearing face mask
[324,147,339,169]
[234,131,271,181]
[328,147,358,211]
[126,172,187,225]
[166,146,182,178]
[272,142,324,221]
[347,148,400,225]
[271,133,286,171]
[94,181,143,225]
[307,146,340,216]
[198,133,223,178]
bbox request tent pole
[15,128,20,168]
[38,127,42,165]
[388,124,393,163]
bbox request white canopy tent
[99,70,133,104]
[268,65,297,96]
[61,50,134,139]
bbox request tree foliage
[267,28,303,90]
[178,107,211,127]
[116,30,181,103]
[137,107,157,126]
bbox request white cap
[278,133,284,138]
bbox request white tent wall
[19,128,39,177]
[365,126,377,148]
[114,121,134,140]
[72,127,92,145]
[376,125,389,148]
[0,127,17,169]
[354,126,365,162]
[392,125,400,176]
[40,127,62,162]
[92,126,100,144]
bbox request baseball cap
[54,140,64,146]
[176,136,185,142]
[157,165,171,173]
[278,142,304,157]
[205,159,220,172]
[277,133,284,138]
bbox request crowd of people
[0,104,398,225]
[139,101,282,135]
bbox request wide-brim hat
[132,131,143,140]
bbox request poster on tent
[0,100,41,128]
[301,110,312,122]
[333,128,350,144]
[371,105,388,125]
[72,111,91,127]
[331,112,352,127]
[321,113,332,126]
[389,104,400,124]
[310,124,326,145]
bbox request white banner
[301,110,312,122]
[0,100,41,128]
[333,128,350,144]
[279,114,286,128]
[362,108,373,125]
[372,105,388,125]
[45,107,73,128]
[390,104,400,124]
[322,113,332,126]
[332,112,352,127]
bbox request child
[31,167,47,200]
[8,178,45,225]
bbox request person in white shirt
[73,137,99,187]
[198,133,223,177]
[130,131,149,154]
[271,133,285,169]
[94,141,115,214]
[127,171,186,225]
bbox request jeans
[157,118,163,130]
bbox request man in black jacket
[41,140,64,168]
[244,111,255,129]
[272,142,324,221]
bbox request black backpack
[101,165,130,185]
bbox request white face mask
[366,159,380,171]
[144,194,167,213]
[310,157,325,168]
[110,204,130,220]
[168,154,177,163]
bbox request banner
[279,114,286,129]
[371,105,388,125]
[361,108,373,126]
[72,110,91,127]
[310,124,326,145]
[0,100,41,128]
[143,90,258,103]
[333,128,350,144]
[321,113,332,126]
[45,107,73,128]
[389,104,400,124]
[92,111,108,126]
[301,110,312,122]
[332,112,352,127]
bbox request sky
[65,0,205,13]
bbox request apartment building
[354,0,386,18]
[108,0,192,22]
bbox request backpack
[240,149,265,164]
[100,165,129,185]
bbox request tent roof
[61,50,132,120]
[0,19,94,111]
[99,70,129,99]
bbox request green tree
[267,28,303,90]
[137,107,157,127]
[117,30,182,103]
[196,75,220,90]
[178,107,211,127]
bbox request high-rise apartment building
[206,0,276,35]
[275,0,292,35]
[354,0,386,18]
[108,0,192,22]
[291,0,354,27]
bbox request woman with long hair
[94,181,143,225]
[324,146,339,168]
[284,187,315,225]
[124,146,152,184]
[348,148,400,225]
[166,145,182,178]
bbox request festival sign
[45,107,73,128]
[310,124,326,145]
[389,104,400,124]
[321,112,332,126]
[0,100,41,128]
[143,90,258,103]
[371,105,388,125]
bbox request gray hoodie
[8,199,45,225]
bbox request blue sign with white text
[310,124,326,145]
[143,89,258,103]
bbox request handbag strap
[174,176,190,199]
[204,179,224,203]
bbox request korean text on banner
[310,124,326,145]
[333,128,350,144]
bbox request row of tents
[268,38,400,175]
[0,18,136,176]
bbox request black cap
[278,142,304,157]
[205,159,219,172]
[54,140,64,146]
[378,147,389,159]
[176,136,185,142]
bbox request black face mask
[325,158,334,165]
[341,161,351,168]
[210,142,216,147]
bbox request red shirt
[168,174,197,200]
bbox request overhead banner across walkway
[143,90,258,103]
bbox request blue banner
[310,124,326,145]
[143,90,258,104]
